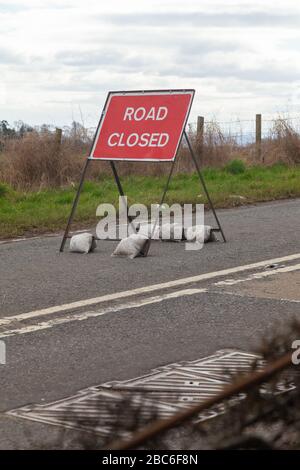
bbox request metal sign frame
[59,89,226,253]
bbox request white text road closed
[123,106,168,121]
[107,133,169,148]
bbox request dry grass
[0,118,299,190]
[262,119,300,165]
[0,129,86,189]
[188,121,238,167]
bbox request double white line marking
[1,252,300,338]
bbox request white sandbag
[160,222,184,242]
[112,233,149,259]
[69,233,96,254]
[138,223,160,239]
[184,225,216,243]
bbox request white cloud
[0,0,300,128]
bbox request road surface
[1,198,300,449]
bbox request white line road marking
[0,288,207,338]
[209,289,300,304]
[215,263,300,286]
[1,252,300,328]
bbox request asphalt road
[1,198,300,449]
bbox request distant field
[0,162,300,239]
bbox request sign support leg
[110,161,138,236]
[142,158,177,256]
[110,161,126,201]
[184,131,226,242]
[59,159,90,252]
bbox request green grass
[1,163,300,239]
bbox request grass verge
[0,163,299,239]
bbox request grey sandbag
[112,233,149,259]
[138,223,160,239]
[184,225,216,243]
[160,222,184,242]
[69,233,97,254]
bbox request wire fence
[189,114,300,146]
[6,114,298,148]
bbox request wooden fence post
[54,128,63,185]
[256,114,262,163]
[55,127,62,151]
[196,116,204,162]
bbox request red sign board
[89,90,194,161]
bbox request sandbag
[69,233,97,254]
[160,222,184,242]
[112,234,149,259]
[184,225,216,243]
[138,223,160,239]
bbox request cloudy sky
[1,0,300,129]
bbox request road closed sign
[89,89,195,161]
